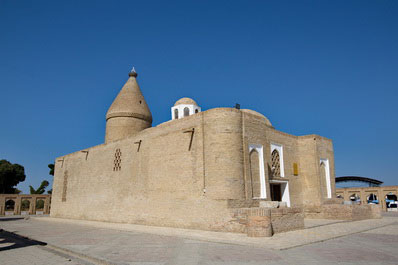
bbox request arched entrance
[36,198,45,215]
[21,199,31,215]
[5,199,15,215]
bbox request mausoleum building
[51,69,379,236]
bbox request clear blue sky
[0,0,397,193]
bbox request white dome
[171,98,201,120]
[174,97,198,106]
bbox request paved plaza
[1,214,397,265]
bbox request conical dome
[106,71,152,123]
[105,70,152,143]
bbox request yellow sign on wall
[293,163,299,176]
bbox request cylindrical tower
[105,69,152,143]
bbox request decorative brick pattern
[113,148,122,171]
[271,149,281,177]
[62,171,68,202]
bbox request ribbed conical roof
[106,70,152,123]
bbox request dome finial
[129,66,138,77]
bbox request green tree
[48,164,54,176]
[29,180,49,194]
[47,163,54,194]
[0,159,26,194]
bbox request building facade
[51,69,338,233]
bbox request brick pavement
[0,229,93,265]
[1,215,397,265]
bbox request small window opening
[184,107,190,117]
[174,109,179,119]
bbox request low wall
[271,207,304,233]
[336,186,398,212]
[232,207,304,237]
[304,204,381,220]
[0,194,51,216]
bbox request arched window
[320,162,327,196]
[350,193,360,203]
[320,159,332,198]
[386,193,397,201]
[21,199,30,211]
[386,193,397,209]
[36,199,45,210]
[5,199,15,211]
[184,107,190,117]
[249,149,261,198]
[174,108,179,119]
[271,149,281,177]
[195,109,199,113]
[367,193,378,204]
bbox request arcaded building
[51,69,340,234]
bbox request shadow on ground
[0,217,24,222]
[0,229,46,252]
